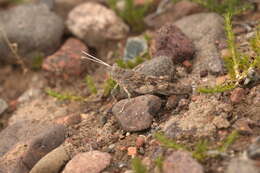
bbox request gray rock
[227,136,260,173]
[247,136,260,161]
[163,151,204,173]
[123,36,148,61]
[54,0,102,20]
[0,98,8,115]
[226,157,259,173]
[134,55,176,81]
[145,0,204,28]
[0,122,66,173]
[175,13,226,74]
[38,0,55,9]
[0,120,66,157]
[0,3,64,65]
[62,151,111,173]
[164,95,232,139]
[112,95,162,132]
[29,145,70,173]
[66,2,129,48]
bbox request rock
[247,136,260,161]
[164,95,232,139]
[127,147,137,157]
[136,135,146,148]
[163,151,204,173]
[66,2,129,48]
[0,98,8,115]
[29,145,70,173]
[42,38,88,80]
[54,0,102,20]
[134,55,176,81]
[112,95,162,132]
[175,13,226,74]
[55,114,82,126]
[226,157,259,173]
[0,123,66,173]
[0,3,64,65]
[230,87,246,104]
[62,151,111,173]
[227,136,260,173]
[233,118,253,134]
[145,0,204,28]
[220,48,232,58]
[165,95,179,110]
[154,24,195,63]
[0,120,66,157]
[123,36,148,61]
[32,0,55,9]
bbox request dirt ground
[0,5,260,173]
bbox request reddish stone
[42,38,88,80]
[62,151,111,173]
[166,95,179,109]
[154,24,195,63]
[182,60,193,69]
[128,147,137,157]
[136,135,145,148]
[55,114,82,125]
[230,88,245,104]
[163,151,204,173]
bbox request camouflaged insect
[82,51,192,98]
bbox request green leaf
[85,75,97,94]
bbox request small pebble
[230,88,245,104]
[136,135,146,148]
[128,147,137,157]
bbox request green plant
[154,130,239,162]
[32,52,44,71]
[131,157,147,173]
[218,130,239,152]
[85,75,98,94]
[116,55,146,69]
[45,89,84,101]
[198,12,260,93]
[8,0,24,4]
[103,77,117,97]
[154,156,164,173]
[154,133,187,150]
[192,140,209,161]
[108,0,150,32]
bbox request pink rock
[163,151,204,173]
[230,88,245,104]
[62,151,111,173]
[42,38,88,80]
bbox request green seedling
[132,157,147,173]
[218,130,239,152]
[45,89,84,101]
[198,12,260,93]
[85,75,98,94]
[32,52,44,71]
[103,77,117,97]
[108,0,150,32]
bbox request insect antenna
[81,51,111,68]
